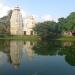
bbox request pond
[0,40,75,75]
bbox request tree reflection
[0,40,75,66]
[0,40,36,68]
[9,41,23,69]
[33,40,62,55]
[0,40,23,69]
[61,47,75,66]
[33,40,75,66]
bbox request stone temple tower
[10,6,23,35]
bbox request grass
[0,35,75,41]
[57,36,75,41]
[0,35,38,41]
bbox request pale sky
[0,0,75,21]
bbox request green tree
[66,12,75,31]
[58,12,75,32]
[57,17,66,32]
[0,10,12,35]
[33,21,57,39]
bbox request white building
[10,6,23,35]
[23,16,36,35]
[10,6,36,35]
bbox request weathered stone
[10,7,23,35]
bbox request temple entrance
[30,31,33,35]
[24,31,26,35]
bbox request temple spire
[10,0,23,35]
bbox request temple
[10,6,23,35]
[10,6,36,35]
[23,16,36,35]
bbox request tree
[66,12,75,32]
[57,17,67,32]
[58,12,75,32]
[33,21,57,39]
[0,10,12,35]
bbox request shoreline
[0,35,75,41]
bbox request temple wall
[10,7,23,35]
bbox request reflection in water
[0,40,75,75]
[10,41,23,69]
[0,52,7,64]
[33,40,75,66]
[0,40,75,67]
[23,41,37,60]
[0,40,36,68]
[10,41,36,68]
[62,41,72,47]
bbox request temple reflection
[9,41,36,68]
[23,41,36,60]
[0,40,75,67]
[10,41,23,69]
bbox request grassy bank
[57,36,75,41]
[0,35,38,41]
[0,35,75,41]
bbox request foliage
[0,10,12,35]
[33,21,57,39]
[33,40,75,66]
[58,12,75,32]
[33,12,75,40]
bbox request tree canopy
[33,21,57,39]
[0,10,12,35]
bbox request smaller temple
[23,16,36,35]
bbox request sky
[0,0,75,21]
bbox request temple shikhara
[10,6,36,35]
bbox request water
[0,40,75,75]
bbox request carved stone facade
[10,7,36,35]
[23,16,36,35]
[10,7,23,35]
